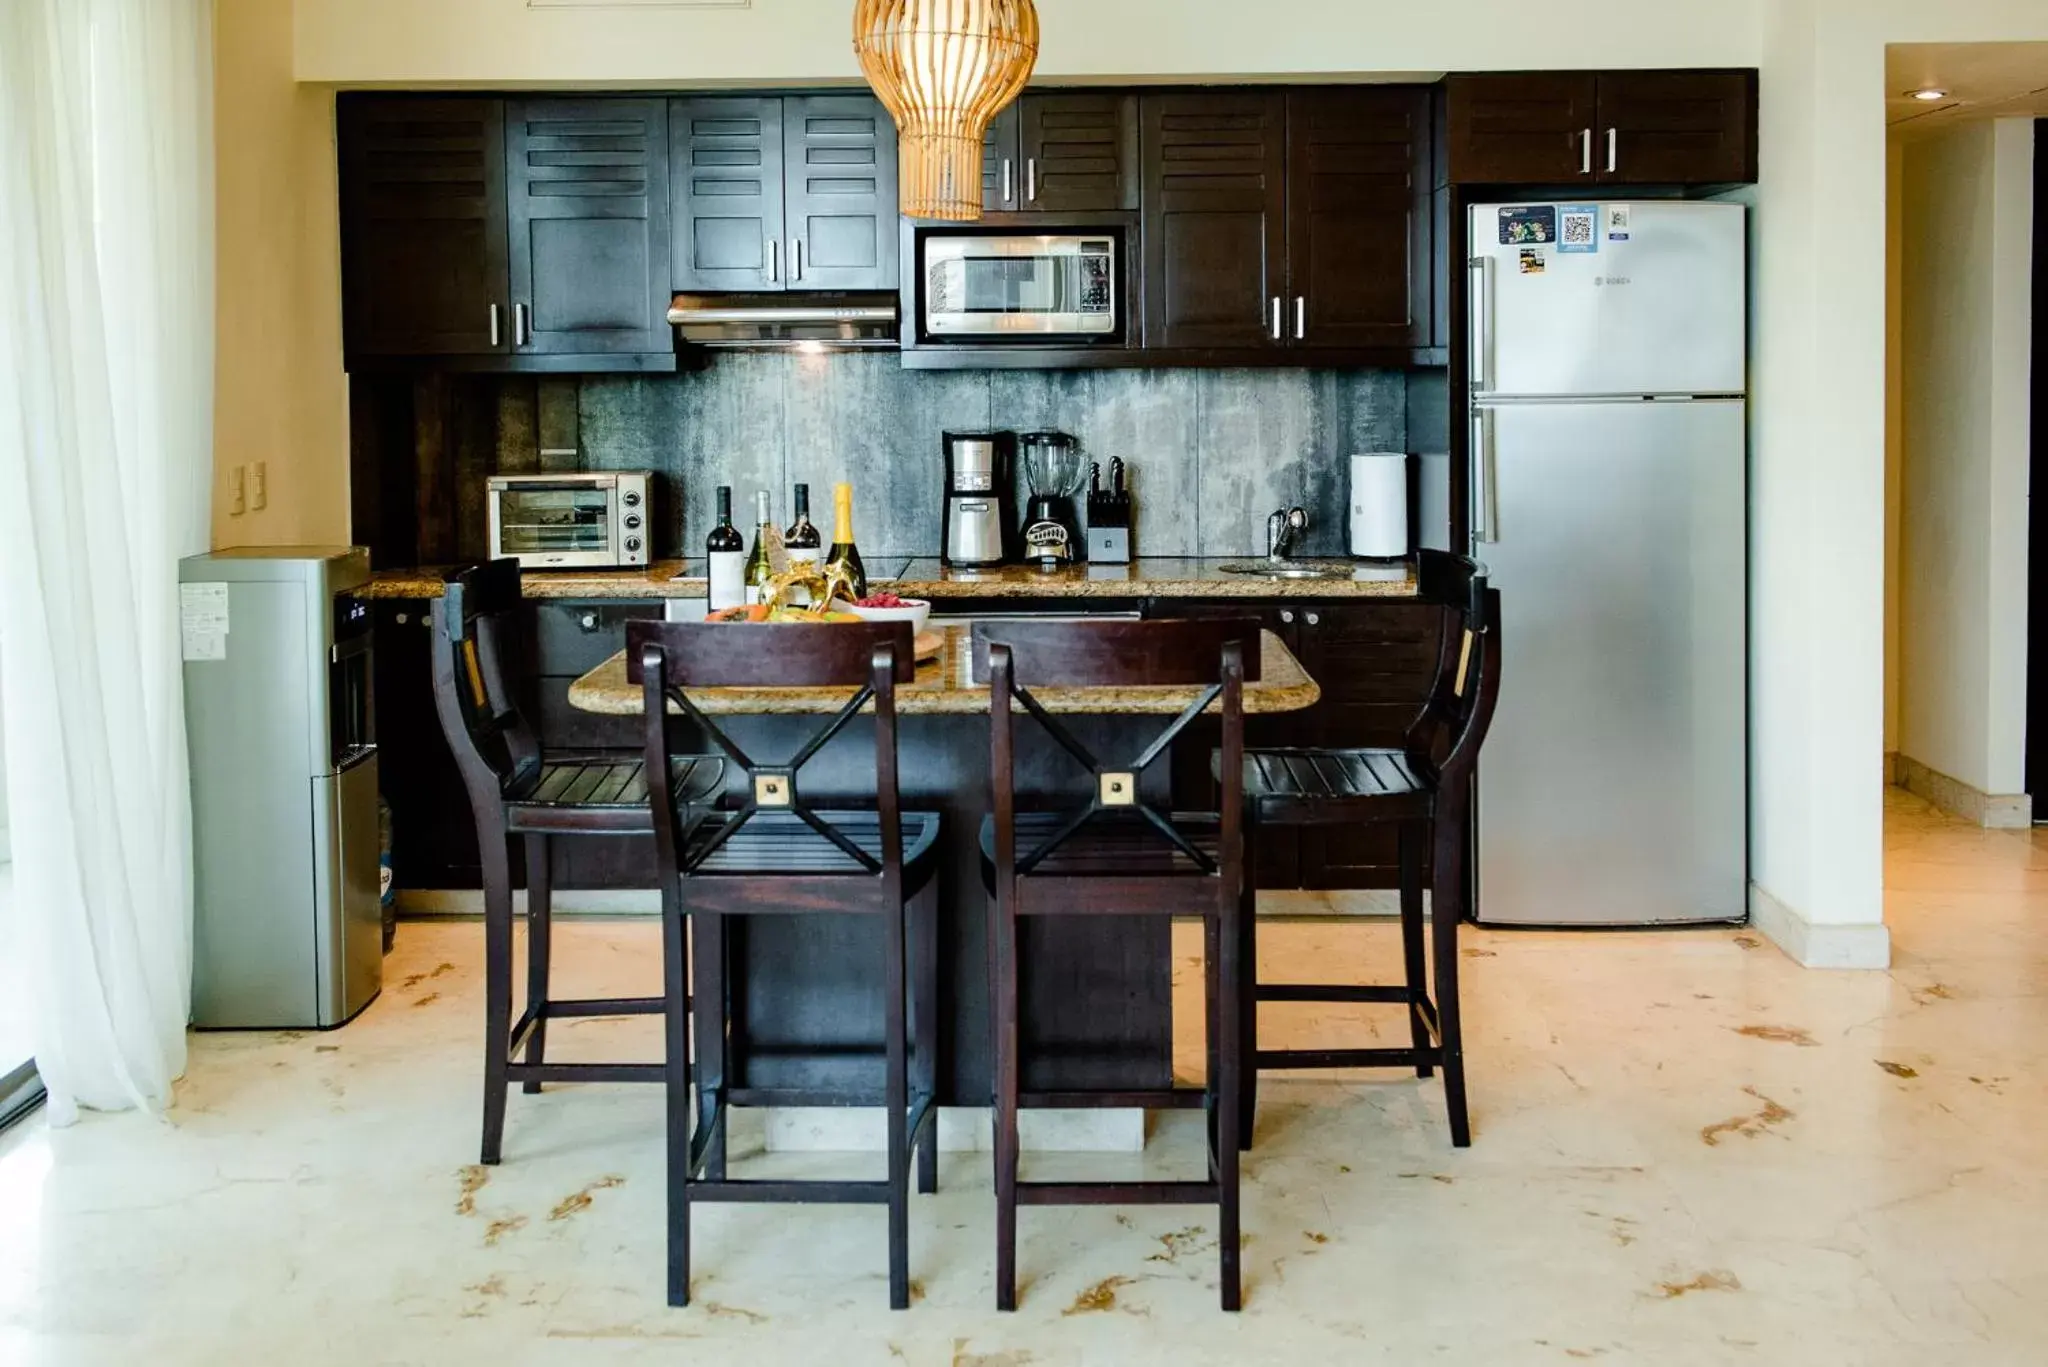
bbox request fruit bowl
[840,594,932,634]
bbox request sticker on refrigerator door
[1518,248,1546,275]
[180,582,229,661]
[1558,205,1599,253]
[1606,204,1631,242]
[1497,204,1556,245]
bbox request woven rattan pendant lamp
[854,0,1040,221]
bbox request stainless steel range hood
[667,293,899,349]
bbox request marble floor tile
[2,786,2046,1364]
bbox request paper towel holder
[1349,452,1411,561]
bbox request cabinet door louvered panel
[982,102,1021,213]
[1287,88,1431,350]
[506,98,671,355]
[670,96,787,293]
[1596,71,1756,185]
[783,94,900,292]
[1020,92,1138,212]
[1140,92,1287,350]
[339,96,509,359]
[1444,73,1598,184]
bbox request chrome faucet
[1265,507,1308,561]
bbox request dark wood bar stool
[977,618,1259,1313]
[1230,551,1501,1148]
[430,561,725,1166]
[629,620,942,1311]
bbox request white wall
[295,0,1764,84]
[1897,118,2035,798]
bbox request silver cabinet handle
[793,239,804,282]
[1467,256,1494,394]
[515,303,531,347]
[1026,157,1038,203]
[1270,297,1282,341]
[768,238,779,284]
[1305,612,1320,627]
[1279,610,1296,625]
[489,303,501,347]
[1295,296,1306,341]
[1471,408,1498,544]
[1001,158,1013,205]
[1580,128,1593,175]
[1607,127,1618,174]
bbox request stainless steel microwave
[487,472,653,570]
[923,233,1118,338]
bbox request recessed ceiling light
[1909,88,1949,101]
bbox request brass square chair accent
[430,560,725,1167]
[1229,551,1501,1149]
[976,617,1260,1313]
[628,620,943,1311]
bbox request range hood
[667,293,899,350]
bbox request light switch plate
[250,461,268,511]
[228,465,245,516]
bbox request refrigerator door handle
[1467,255,1493,394]
[1471,408,1498,544]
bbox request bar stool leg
[1216,901,1244,1312]
[666,905,695,1307]
[522,834,552,1095]
[1203,916,1221,1165]
[1238,878,1258,1150]
[884,889,911,1311]
[694,913,729,1181]
[993,884,1021,1312]
[479,833,514,1166]
[1431,817,1472,1149]
[912,879,940,1196]
[1398,823,1433,1079]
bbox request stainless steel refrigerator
[181,548,383,1026]
[1467,200,1747,926]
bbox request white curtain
[0,0,215,1121]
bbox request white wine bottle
[742,490,779,605]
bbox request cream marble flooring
[2,788,2045,1365]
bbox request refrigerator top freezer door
[1470,201,1746,398]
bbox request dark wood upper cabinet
[1020,93,1139,212]
[1595,71,1757,185]
[670,96,788,292]
[783,94,899,291]
[1140,91,1288,350]
[1444,73,1598,184]
[506,98,671,356]
[340,95,511,360]
[1286,87,1432,350]
[982,103,1022,212]
[1446,70,1757,185]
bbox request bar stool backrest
[1404,551,1503,788]
[626,620,917,880]
[430,560,541,808]
[975,618,1261,876]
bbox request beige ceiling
[1887,42,2048,129]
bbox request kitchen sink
[1215,562,1352,581]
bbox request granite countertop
[566,625,1320,718]
[365,557,1417,602]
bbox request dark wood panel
[1140,91,1287,350]
[507,98,671,356]
[1021,92,1139,212]
[982,102,1022,213]
[784,94,899,291]
[339,95,510,360]
[1596,70,1757,185]
[670,95,787,292]
[1286,87,1432,350]
[532,600,667,678]
[1444,73,1598,184]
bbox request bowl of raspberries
[840,591,931,634]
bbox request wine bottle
[825,482,868,603]
[742,490,779,605]
[706,486,746,612]
[785,484,823,566]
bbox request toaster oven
[486,472,654,570]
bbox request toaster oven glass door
[495,486,613,557]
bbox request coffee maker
[942,430,1017,567]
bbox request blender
[1020,431,1086,569]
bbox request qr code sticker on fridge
[1558,205,1598,254]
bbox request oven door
[923,234,1118,338]
[489,482,622,569]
